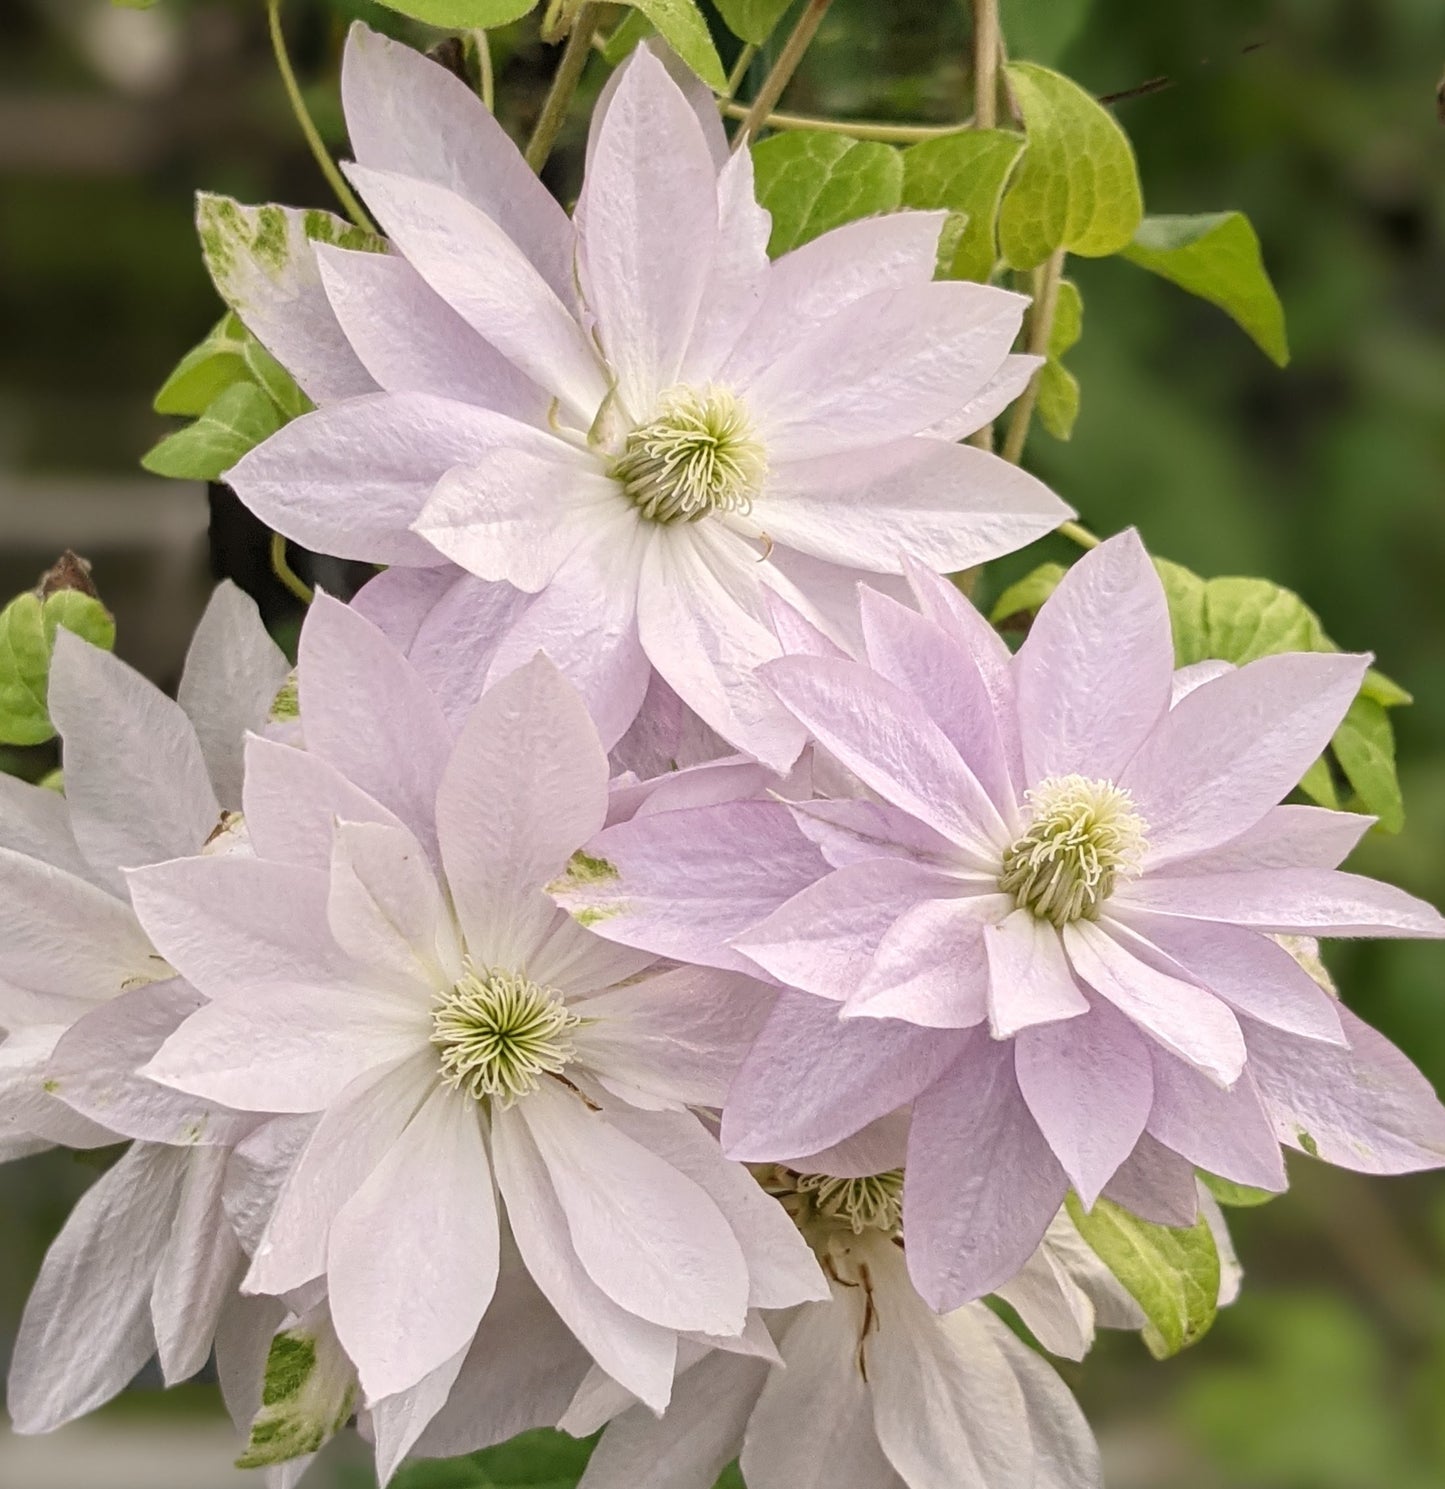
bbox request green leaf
[153,313,252,417]
[713,0,795,45]
[142,383,283,482]
[900,129,1026,282]
[1066,1193,1220,1360]
[373,0,537,26]
[1331,695,1404,833]
[243,337,313,422]
[0,590,117,747]
[989,561,1068,625]
[997,61,1143,269]
[600,7,655,64]
[1361,667,1412,708]
[1200,1173,1279,1208]
[622,0,727,90]
[1122,212,1289,367]
[392,1430,596,1488]
[1036,277,1083,438]
[753,132,903,256]
[1297,755,1341,810]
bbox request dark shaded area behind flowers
[2,0,1445,1484]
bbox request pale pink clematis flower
[133,597,826,1427]
[555,531,1445,1309]
[223,24,1071,766]
[0,585,293,1435]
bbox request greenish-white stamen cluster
[998,774,1147,927]
[795,1171,906,1237]
[431,963,580,1107]
[613,385,766,525]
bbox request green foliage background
[2,0,1445,1484]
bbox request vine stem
[270,532,314,604]
[474,29,496,112]
[723,43,758,100]
[732,0,836,149]
[525,3,604,174]
[1058,520,1101,550]
[972,0,1000,129]
[1001,248,1065,465]
[265,0,374,233]
[718,101,971,142]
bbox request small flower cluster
[3,27,1444,1489]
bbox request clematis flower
[0,584,293,1434]
[554,531,1445,1309]
[133,597,826,1433]
[219,24,1072,766]
[571,1165,1103,1489]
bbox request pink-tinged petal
[609,1107,828,1310]
[556,800,825,971]
[437,654,608,967]
[637,526,805,771]
[520,1082,749,1335]
[1118,866,1445,938]
[6,1142,189,1432]
[737,858,965,1001]
[243,734,407,871]
[413,436,622,593]
[128,855,365,995]
[926,354,1041,440]
[1153,803,1372,876]
[610,671,733,780]
[328,820,460,993]
[581,1350,767,1489]
[48,631,219,891]
[722,991,969,1162]
[787,797,958,871]
[623,756,779,821]
[1122,651,1369,866]
[984,910,1091,1039]
[1015,530,1173,784]
[1099,1131,1201,1227]
[763,586,848,660]
[860,588,1019,818]
[45,981,255,1147]
[370,1346,470,1486]
[484,518,652,749]
[346,164,605,418]
[1064,919,1246,1086]
[576,46,718,414]
[1170,658,1234,704]
[792,1109,911,1178]
[589,38,730,172]
[490,1104,678,1413]
[762,655,1008,861]
[144,983,423,1113]
[524,909,656,997]
[1116,912,1345,1045]
[247,1055,434,1296]
[0,770,92,882]
[341,23,574,296]
[316,244,545,420]
[868,1267,1035,1489]
[230,392,520,566]
[151,1147,243,1384]
[571,965,772,1110]
[846,895,1005,1028]
[905,1033,1070,1309]
[746,282,1027,459]
[1146,1053,1288,1191]
[0,848,156,1000]
[1246,1007,1445,1174]
[1015,1003,1154,1206]
[760,547,913,659]
[722,211,947,390]
[329,1086,499,1401]
[298,593,453,855]
[350,563,459,650]
[757,436,1071,575]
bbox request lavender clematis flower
[555,531,1445,1309]
[221,25,1072,766]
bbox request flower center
[760,1166,905,1245]
[430,963,580,1107]
[613,385,766,525]
[998,774,1147,927]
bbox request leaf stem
[525,2,604,174]
[723,43,759,100]
[972,0,1000,130]
[717,101,972,142]
[473,29,496,112]
[732,0,836,149]
[270,532,314,604]
[265,0,374,233]
[1001,248,1065,465]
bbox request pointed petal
[0,770,92,881]
[1155,803,1372,876]
[370,1346,470,1486]
[926,354,1041,440]
[1099,1132,1201,1227]
[1146,1052,1288,1191]
[984,910,1090,1038]
[787,796,958,872]
[990,1322,1104,1489]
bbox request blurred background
[3,0,1445,1484]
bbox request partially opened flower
[0,584,293,1434]
[133,597,826,1437]
[555,531,1445,1309]
[219,24,1072,765]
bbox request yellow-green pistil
[614,385,767,525]
[431,963,580,1107]
[998,774,1148,927]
